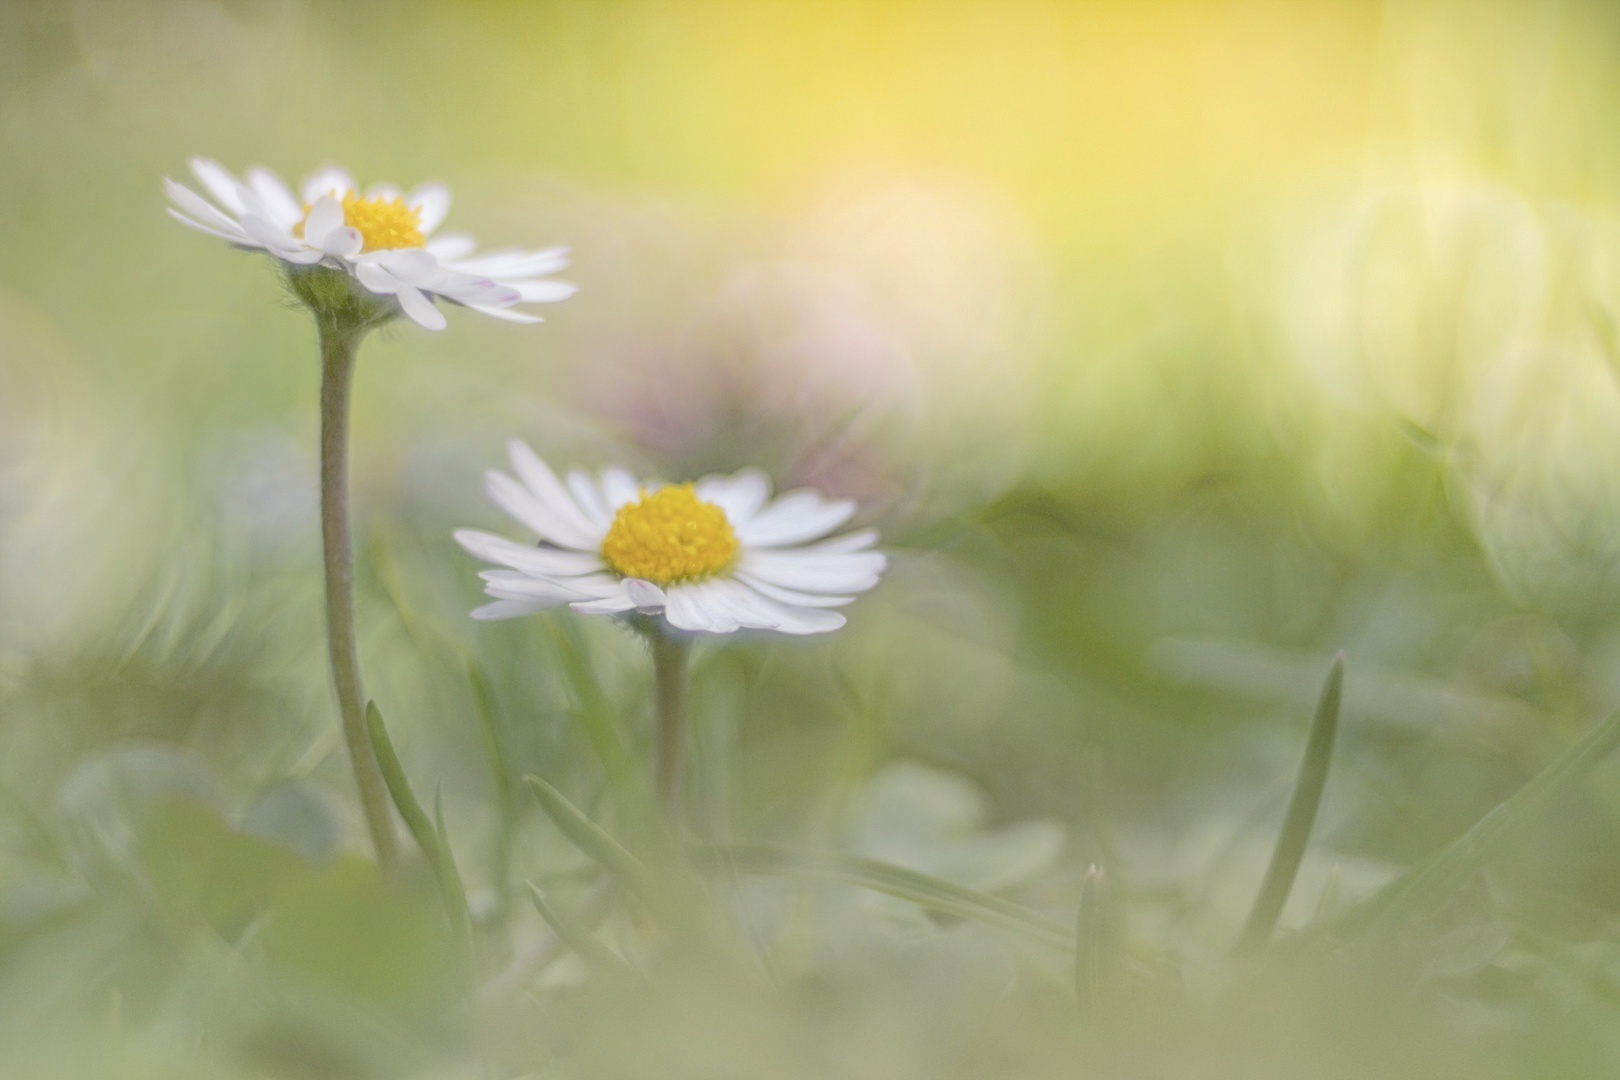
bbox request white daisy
[455,441,886,635]
[164,158,575,330]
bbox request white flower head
[165,158,575,330]
[455,441,887,635]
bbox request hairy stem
[319,323,398,869]
[651,635,691,814]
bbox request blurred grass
[6,0,1620,1076]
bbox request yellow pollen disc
[601,484,739,586]
[295,191,425,251]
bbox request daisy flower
[164,158,574,330]
[455,441,887,635]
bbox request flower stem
[651,635,690,814]
[319,323,398,870]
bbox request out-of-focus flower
[455,440,885,635]
[588,262,917,502]
[569,179,1040,509]
[165,158,575,330]
[1287,176,1620,607]
[1285,178,1548,438]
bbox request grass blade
[1337,701,1620,940]
[552,621,642,803]
[365,701,472,946]
[1236,652,1344,953]
[467,661,515,899]
[432,785,474,946]
[526,881,637,977]
[1075,864,1124,1009]
[524,774,654,900]
[691,842,1073,949]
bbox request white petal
[454,528,606,577]
[426,231,477,259]
[462,303,543,324]
[238,213,300,250]
[236,216,322,263]
[737,549,886,594]
[795,528,880,554]
[562,578,635,614]
[164,179,248,235]
[472,598,554,620]
[489,571,625,600]
[276,245,326,265]
[756,600,847,635]
[301,164,357,204]
[303,195,344,248]
[354,261,402,295]
[508,440,605,546]
[233,184,275,224]
[565,471,611,528]
[395,285,446,330]
[189,158,247,214]
[448,246,570,278]
[695,469,771,524]
[624,578,668,610]
[430,275,520,305]
[734,491,855,547]
[732,573,854,608]
[511,279,578,303]
[661,579,784,633]
[485,470,599,551]
[480,572,601,602]
[247,166,302,227]
[321,226,364,257]
[665,583,735,633]
[409,182,452,234]
[600,468,640,510]
[377,248,438,283]
[167,209,256,244]
[364,182,403,201]
[706,578,791,629]
[570,592,638,615]
[716,578,851,633]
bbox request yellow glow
[600,484,739,585]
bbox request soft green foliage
[6,1,1620,1077]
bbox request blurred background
[6,0,1620,1076]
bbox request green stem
[651,635,690,814]
[319,323,397,870]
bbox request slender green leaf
[524,775,655,899]
[1237,652,1343,953]
[365,701,472,946]
[364,702,436,856]
[1337,702,1620,940]
[552,621,641,799]
[691,842,1073,949]
[526,882,637,976]
[433,785,474,947]
[467,661,516,898]
[1075,864,1123,1009]
[467,662,513,815]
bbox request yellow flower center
[295,191,424,251]
[601,484,739,586]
